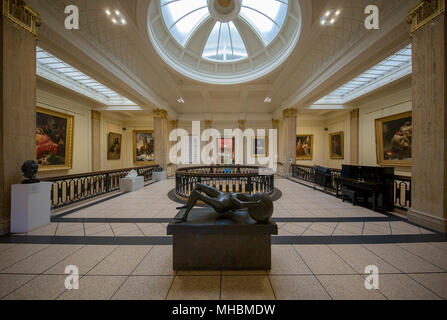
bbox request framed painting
[251,136,268,158]
[107,132,122,160]
[375,111,412,167]
[36,107,74,171]
[133,130,155,164]
[218,138,236,164]
[296,135,313,160]
[329,131,344,160]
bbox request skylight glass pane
[217,23,232,61]
[161,0,209,46]
[169,7,209,46]
[36,47,136,104]
[203,22,220,60]
[229,22,248,60]
[314,44,412,104]
[240,0,287,45]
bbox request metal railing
[175,165,275,200]
[42,165,159,209]
[291,164,411,211]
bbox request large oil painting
[133,130,155,164]
[375,111,412,167]
[108,132,122,160]
[329,131,344,160]
[296,135,313,160]
[36,107,74,171]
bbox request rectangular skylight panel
[36,52,50,59]
[388,56,410,63]
[38,58,59,64]
[381,60,402,67]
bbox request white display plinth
[152,171,168,181]
[120,176,144,193]
[11,182,52,233]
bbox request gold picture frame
[251,136,269,158]
[133,130,155,165]
[329,131,344,160]
[375,111,412,167]
[36,107,74,171]
[296,135,313,160]
[107,132,122,160]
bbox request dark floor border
[1,234,446,246]
[52,180,159,219]
[51,216,404,224]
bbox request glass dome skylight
[148,0,301,84]
[161,0,288,62]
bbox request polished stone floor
[0,177,446,300]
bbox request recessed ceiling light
[320,9,341,26]
[177,97,185,104]
[105,8,127,26]
[264,97,272,103]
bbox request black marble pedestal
[167,208,278,270]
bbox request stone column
[282,108,297,176]
[91,110,101,172]
[407,0,447,232]
[238,120,246,165]
[168,120,178,175]
[153,109,168,170]
[272,119,281,172]
[0,1,40,235]
[350,109,359,165]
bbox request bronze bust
[21,160,40,184]
[175,183,273,224]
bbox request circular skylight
[148,0,302,84]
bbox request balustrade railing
[175,166,275,199]
[42,165,159,209]
[291,164,411,211]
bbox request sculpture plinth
[167,208,278,270]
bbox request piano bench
[341,187,359,206]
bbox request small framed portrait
[133,130,155,164]
[36,107,74,171]
[107,132,122,160]
[329,131,344,160]
[296,135,313,160]
[251,136,268,157]
[375,111,412,167]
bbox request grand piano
[335,165,395,212]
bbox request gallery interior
[0,0,447,301]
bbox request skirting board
[408,209,447,233]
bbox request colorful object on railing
[175,166,275,201]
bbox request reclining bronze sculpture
[175,183,273,224]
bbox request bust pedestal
[152,171,167,181]
[167,208,278,270]
[120,176,144,193]
[10,182,52,233]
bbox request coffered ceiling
[29,0,418,120]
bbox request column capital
[283,108,297,119]
[408,0,445,34]
[204,120,213,129]
[153,108,167,119]
[272,119,280,129]
[91,110,101,120]
[238,120,246,131]
[169,120,179,129]
[2,0,41,36]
